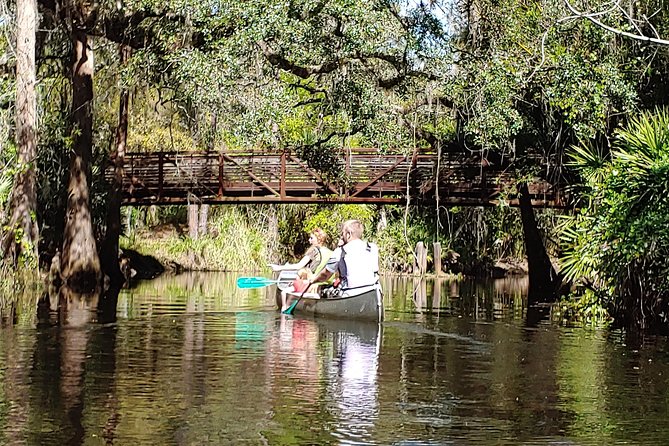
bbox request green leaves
[303,204,374,245]
[560,108,669,329]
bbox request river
[1,272,669,445]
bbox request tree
[100,45,131,287]
[2,0,39,270]
[442,0,648,298]
[35,0,158,289]
[60,9,101,291]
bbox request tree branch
[259,40,438,88]
[563,0,669,46]
[258,40,347,78]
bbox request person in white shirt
[312,220,379,297]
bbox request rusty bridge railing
[110,148,565,207]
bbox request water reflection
[262,316,382,444]
[4,273,669,444]
[322,319,380,444]
[381,274,529,323]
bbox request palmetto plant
[560,108,669,330]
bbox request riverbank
[122,223,531,281]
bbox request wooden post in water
[433,242,442,276]
[414,242,427,275]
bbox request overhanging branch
[258,40,347,78]
[564,0,669,46]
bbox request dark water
[2,273,669,445]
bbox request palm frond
[567,141,608,185]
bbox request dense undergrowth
[559,109,669,331]
[120,202,557,277]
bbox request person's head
[340,220,363,244]
[308,228,328,247]
[297,268,311,280]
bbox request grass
[123,208,273,272]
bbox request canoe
[275,270,384,322]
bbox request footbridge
[112,149,566,207]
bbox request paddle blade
[236,277,277,289]
[282,299,299,315]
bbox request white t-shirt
[325,239,379,296]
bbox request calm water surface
[2,273,669,445]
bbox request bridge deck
[111,149,564,207]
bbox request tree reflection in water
[5,273,669,444]
[32,286,121,445]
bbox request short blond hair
[342,219,363,239]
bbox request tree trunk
[2,0,39,268]
[100,45,130,288]
[518,182,559,303]
[61,29,100,292]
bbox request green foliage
[544,55,636,139]
[303,204,374,246]
[457,62,525,151]
[374,218,421,273]
[558,289,612,328]
[35,80,72,251]
[371,204,536,274]
[107,0,451,185]
[0,142,16,211]
[560,108,669,329]
[127,117,196,152]
[451,0,640,156]
[123,207,270,271]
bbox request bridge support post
[188,201,199,239]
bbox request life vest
[313,246,334,285]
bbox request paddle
[282,282,312,315]
[236,277,280,289]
